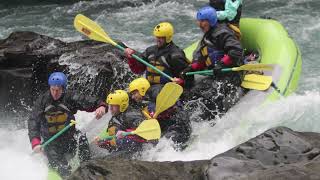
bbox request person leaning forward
[181,6,244,116]
[94,90,147,156]
[28,72,107,177]
[128,78,191,150]
[124,22,194,88]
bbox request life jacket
[228,23,241,40]
[197,31,225,67]
[198,24,242,68]
[44,103,74,135]
[103,111,147,147]
[145,43,189,85]
[200,46,225,67]
[106,126,117,146]
[146,54,173,85]
[146,56,172,84]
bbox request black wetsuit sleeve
[65,92,106,113]
[146,84,163,103]
[118,41,147,59]
[168,46,194,87]
[108,109,144,132]
[168,49,189,76]
[28,95,44,142]
[123,109,144,129]
[219,32,243,66]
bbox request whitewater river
[0,0,319,179]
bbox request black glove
[210,62,223,76]
[180,65,193,79]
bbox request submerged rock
[69,127,320,180]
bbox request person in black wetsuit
[124,22,194,88]
[28,72,107,177]
[181,6,244,120]
[128,78,191,150]
[94,90,147,157]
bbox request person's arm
[146,84,163,103]
[188,48,206,71]
[220,31,243,66]
[217,0,242,21]
[168,49,189,75]
[28,96,43,150]
[68,92,106,111]
[66,92,107,119]
[124,48,147,74]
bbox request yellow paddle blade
[154,82,183,118]
[132,119,161,140]
[233,64,274,72]
[241,74,273,91]
[74,14,117,46]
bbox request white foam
[0,129,48,180]
[141,91,320,161]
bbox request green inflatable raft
[48,169,62,180]
[47,18,301,180]
[184,18,302,102]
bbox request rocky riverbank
[69,127,320,180]
[0,31,133,112]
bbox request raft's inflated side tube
[48,169,62,180]
[184,18,302,101]
[240,18,301,99]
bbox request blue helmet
[48,72,67,88]
[196,6,218,27]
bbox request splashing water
[1,0,320,178]
[141,91,320,161]
[0,129,48,180]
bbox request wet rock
[68,158,209,180]
[0,31,66,68]
[0,31,134,112]
[70,127,320,180]
[205,127,320,180]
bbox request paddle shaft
[74,14,174,81]
[100,132,133,141]
[114,44,174,81]
[41,121,76,148]
[186,68,233,76]
[185,64,274,76]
